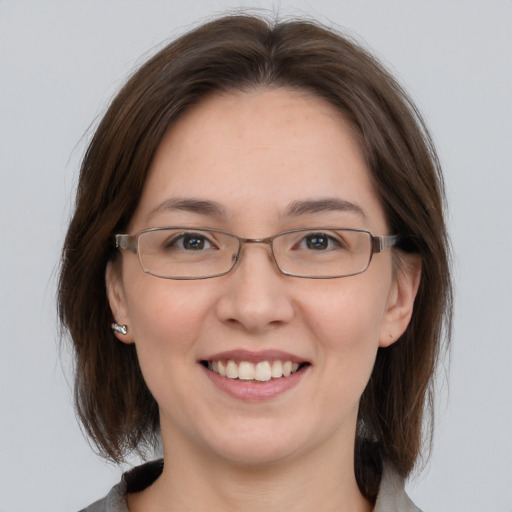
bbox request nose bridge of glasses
[234,236,279,268]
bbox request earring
[111,323,128,335]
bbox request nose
[215,243,295,333]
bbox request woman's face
[108,88,418,467]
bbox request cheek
[127,276,210,334]
[305,276,391,394]
[309,272,390,342]
[123,278,216,376]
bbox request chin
[196,417,321,469]
[215,440,303,469]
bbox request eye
[296,232,345,251]
[165,232,216,251]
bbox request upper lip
[201,349,308,364]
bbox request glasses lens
[272,229,372,278]
[137,228,239,278]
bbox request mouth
[200,359,310,382]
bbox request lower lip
[201,365,307,401]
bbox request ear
[379,254,421,348]
[106,261,135,344]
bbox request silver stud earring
[111,323,128,335]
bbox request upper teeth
[208,360,301,381]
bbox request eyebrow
[146,196,366,223]
[284,198,366,219]
[146,197,229,222]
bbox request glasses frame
[114,227,401,280]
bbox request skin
[107,88,420,512]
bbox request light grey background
[1,1,511,511]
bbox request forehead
[131,88,386,232]
[160,87,358,161]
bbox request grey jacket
[80,459,422,512]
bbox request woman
[59,13,452,512]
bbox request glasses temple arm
[372,234,402,253]
[114,234,138,253]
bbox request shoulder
[78,481,127,512]
[374,465,423,512]
[77,460,164,512]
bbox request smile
[203,360,307,382]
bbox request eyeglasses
[114,227,401,280]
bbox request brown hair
[58,13,452,500]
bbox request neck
[129,427,372,512]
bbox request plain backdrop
[1,1,511,511]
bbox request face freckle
[107,88,411,468]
